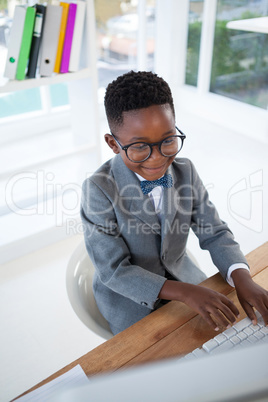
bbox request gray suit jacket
[81,156,248,334]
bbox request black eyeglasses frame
[110,126,186,163]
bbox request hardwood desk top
[19,242,268,397]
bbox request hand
[181,284,240,331]
[231,269,268,326]
[159,281,240,331]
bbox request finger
[256,303,268,326]
[216,303,238,325]
[253,295,268,326]
[260,310,268,326]
[241,301,257,325]
[210,309,233,329]
[201,311,220,331]
[264,300,268,326]
[220,296,240,318]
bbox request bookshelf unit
[0,0,102,264]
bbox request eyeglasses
[111,126,186,163]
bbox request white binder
[39,5,63,77]
[4,6,26,80]
[68,0,86,72]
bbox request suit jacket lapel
[112,155,161,235]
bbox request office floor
[1,112,267,402]
[0,234,106,402]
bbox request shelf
[227,17,268,34]
[1,0,101,262]
[0,141,99,216]
[0,141,97,179]
[0,193,82,265]
[0,67,91,93]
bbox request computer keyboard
[182,310,268,360]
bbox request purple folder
[60,3,77,73]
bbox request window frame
[155,0,268,143]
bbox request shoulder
[82,157,116,193]
[81,158,118,213]
[81,155,134,203]
[172,157,194,170]
[171,157,198,179]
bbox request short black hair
[104,70,175,131]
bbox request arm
[231,268,268,326]
[158,280,240,331]
[187,163,268,326]
[187,160,249,279]
[173,161,248,329]
[81,178,165,309]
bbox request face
[105,104,177,181]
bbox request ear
[104,134,120,154]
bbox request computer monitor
[52,343,268,401]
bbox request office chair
[66,240,113,340]
[66,240,200,341]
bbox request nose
[149,144,164,160]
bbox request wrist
[231,268,252,287]
[158,280,195,303]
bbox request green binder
[16,7,36,80]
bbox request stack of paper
[15,365,89,401]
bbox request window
[159,0,268,141]
[185,1,204,86]
[0,84,69,119]
[95,0,156,98]
[210,0,268,109]
[184,0,268,109]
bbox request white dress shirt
[136,173,249,287]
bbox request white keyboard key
[232,343,243,349]
[184,353,196,360]
[260,326,268,335]
[247,335,259,344]
[214,333,228,345]
[254,331,264,340]
[222,327,237,339]
[230,335,241,345]
[240,339,252,347]
[233,317,251,332]
[210,340,233,355]
[183,314,268,360]
[192,348,208,358]
[202,339,218,353]
[249,324,261,332]
[243,327,254,336]
[237,331,247,341]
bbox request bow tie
[140,174,173,195]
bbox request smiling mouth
[142,164,166,171]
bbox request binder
[39,5,63,77]
[27,4,46,78]
[15,6,36,80]
[60,3,77,73]
[54,2,70,73]
[4,6,26,80]
[68,1,86,72]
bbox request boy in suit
[81,71,268,335]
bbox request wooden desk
[19,242,268,397]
